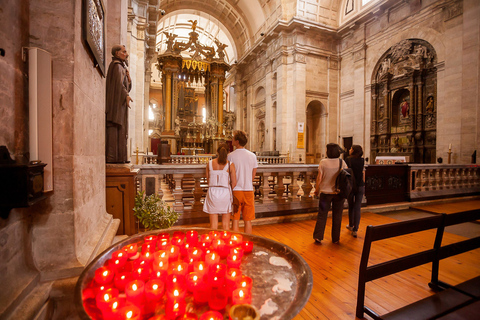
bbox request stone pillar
[353,41,366,145]
[165,71,173,132]
[218,78,224,136]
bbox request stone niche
[370,39,437,163]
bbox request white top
[317,158,348,194]
[227,148,258,191]
[203,161,232,214]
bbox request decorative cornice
[306,90,328,99]
[340,90,354,99]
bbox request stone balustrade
[256,156,288,164]
[170,155,214,164]
[134,163,480,224]
[409,164,480,200]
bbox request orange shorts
[232,191,255,221]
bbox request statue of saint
[426,96,434,113]
[106,45,133,163]
[400,99,409,118]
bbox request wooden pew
[356,209,480,320]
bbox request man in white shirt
[227,130,258,234]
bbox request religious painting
[82,0,106,75]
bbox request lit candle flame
[137,268,142,274]
[112,301,118,309]
[199,264,204,271]
[115,260,120,265]
[174,302,179,310]
[104,293,110,301]
[174,289,179,297]
[153,284,158,290]
[177,265,183,271]
[239,290,244,298]
[233,255,237,261]
[193,249,198,255]
[102,270,109,276]
[193,275,198,281]
[126,311,133,319]
[121,275,125,280]
[132,284,137,291]
[232,271,237,276]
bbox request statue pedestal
[106,164,139,235]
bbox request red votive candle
[220,230,231,241]
[227,254,242,269]
[158,232,170,241]
[95,288,119,310]
[173,231,185,238]
[118,304,141,320]
[230,234,243,245]
[205,252,220,269]
[94,266,114,285]
[165,300,185,319]
[167,245,180,262]
[193,261,207,278]
[123,243,138,259]
[230,247,244,260]
[199,310,223,320]
[152,258,168,273]
[101,296,123,320]
[165,274,186,290]
[158,239,170,250]
[108,257,126,271]
[183,313,199,320]
[211,239,227,258]
[144,235,158,247]
[141,243,156,254]
[170,261,188,278]
[225,268,242,288]
[187,247,203,262]
[133,266,150,282]
[145,279,165,302]
[186,271,203,292]
[114,272,132,292]
[241,241,253,253]
[236,276,253,291]
[208,286,228,310]
[180,243,191,258]
[151,269,168,281]
[208,263,227,280]
[231,288,252,305]
[112,250,128,266]
[209,231,221,240]
[185,230,198,245]
[153,250,169,263]
[172,236,185,247]
[166,287,186,302]
[200,234,212,246]
[125,280,145,304]
[193,281,209,305]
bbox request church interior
[1,0,480,319]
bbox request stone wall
[339,0,480,164]
[0,0,122,318]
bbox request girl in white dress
[203,144,237,230]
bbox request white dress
[203,161,232,214]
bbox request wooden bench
[356,209,480,319]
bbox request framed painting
[83,0,106,75]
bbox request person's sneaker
[333,240,340,244]
[314,238,322,244]
[352,231,357,238]
[346,225,353,231]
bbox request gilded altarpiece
[370,39,437,163]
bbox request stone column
[353,41,366,145]
[165,71,173,132]
[218,77,224,136]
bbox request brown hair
[326,143,341,159]
[233,130,248,147]
[217,143,229,165]
[350,145,364,158]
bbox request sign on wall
[297,122,305,149]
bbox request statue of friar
[106,45,133,163]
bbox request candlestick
[199,310,223,320]
[231,288,252,305]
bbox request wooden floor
[248,203,480,319]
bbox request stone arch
[370,39,438,163]
[255,86,266,104]
[306,100,327,164]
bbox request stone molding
[340,89,355,99]
[444,0,463,21]
[306,90,329,99]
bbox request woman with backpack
[313,143,348,244]
[345,145,365,238]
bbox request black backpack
[334,159,355,198]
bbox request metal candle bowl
[75,227,313,319]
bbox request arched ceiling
[157,0,266,61]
